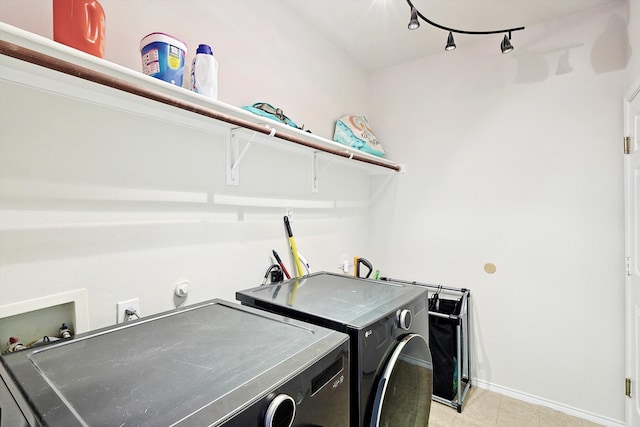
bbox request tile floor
[428,387,605,427]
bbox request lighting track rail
[406,0,525,53]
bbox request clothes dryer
[0,299,350,426]
[236,272,433,427]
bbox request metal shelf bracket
[226,127,275,186]
[312,154,341,193]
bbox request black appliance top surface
[236,272,427,329]
[1,299,347,426]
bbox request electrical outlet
[116,298,140,323]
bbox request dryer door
[370,334,433,427]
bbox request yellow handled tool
[284,216,304,277]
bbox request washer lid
[369,334,433,427]
[1,299,347,427]
[237,272,427,329]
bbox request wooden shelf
[0,23,401,179]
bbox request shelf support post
[225,128,241,185]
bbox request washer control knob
[264,393,296,427]
[397,309,412,330]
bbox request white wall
[369,2,629,424]
[0,0,635,425]
[0,1,372,330]
[626,0,640,93]
[1,0,367,140]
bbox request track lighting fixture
[408,7,420,30]
[406,0,525,53]
[500,34,514,54]
[445,31,456,51]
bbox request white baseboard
[472,378,625,427]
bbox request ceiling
[284,0,621,72]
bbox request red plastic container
[53,0,105,58]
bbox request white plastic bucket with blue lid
[140,33,187,87]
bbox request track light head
[445,31,456,51]
[500,34,514,54]
[408,7,420,30]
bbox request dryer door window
[370,333,433,427]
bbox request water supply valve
[7,337,26,353]
[59,323,72,339]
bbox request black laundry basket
[428,296,462,400]
[380,278,471,413]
